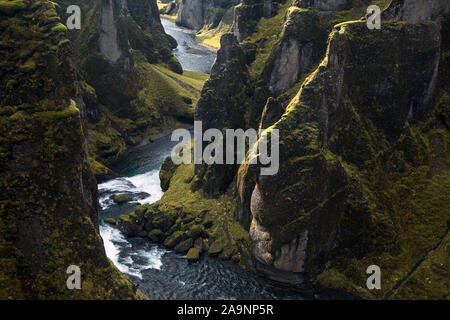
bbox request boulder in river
[104,218,116,225]
[113,194,131,204]
[119,213,143,236]
[186,248,201,262]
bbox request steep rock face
[295,0,349,11]
[157,0,449,299]
[128,0,164,30]
[99,0,123,63]
[233,2,380,231]
[385,0,450,22]
[234,97,284,230]
[0,1,142,299]
[177,0,203,30]
[55,0,194,180]
[262,7,328,96]
[194,34,254,197]
[176,0,239,30]
[244,16,448,298]
[233,0,285,42]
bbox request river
[97,18,304,300]
[161,18,216,73]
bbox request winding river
[98,18,304,300]
[161,18,216,73]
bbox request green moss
[168,56,183,74]
[18,58,36,73]
[164,231,187,248]
[113,194,130,204]
[247,1,291,78]
[119,215,132,223]
[0,0,145,300]
[186,247,201,261]
[104,218,116,225]
[50,23,67,34]
[0,0,26,15]
[390,233,450,300]
[147,229,164,242]
[153,143,252,263]
[208,239,225,256]
[187,224,205,239]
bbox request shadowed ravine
[97,21,305,300]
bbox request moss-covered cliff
[0,0,144,299]
[157,0,449,299]
[53,0,206,182]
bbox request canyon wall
[0,0,144,299]
[160,0,450,299]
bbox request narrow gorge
[0,0,448,300]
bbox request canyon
[0,0,449,299]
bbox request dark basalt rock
[174,238,194,253]
[164,231,188,249]
[0,0,143,299]
[194,33,255,197]
[186,247,201,261]
[242,18,447,294]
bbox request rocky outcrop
[385,0,450,22]
[0,1,143,299]
[128,0,165,30]
[176,0,239,30]
[160,155,177,191]
[99,0,123,63]
[242,13,448,298]
[177,0,204,30]
[159,0,449,299]
[54,0,196,179]
[262,7,327,96]
[233,0,285,42]
[194,33,254,197]
[295,0,349,11]
[118,203,245,261]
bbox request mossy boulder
[187,224,205,239]
[164,231,188,249]
[219,246,234,261]
[113,194,131,204]
[208,239,225,256]
[186,248,201,261]
[104,218,116,225]
[193,237,204,251]
[147,229,165,243]
[118,214,143,236]
[151,210,177,232]
[174,238,194,254]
